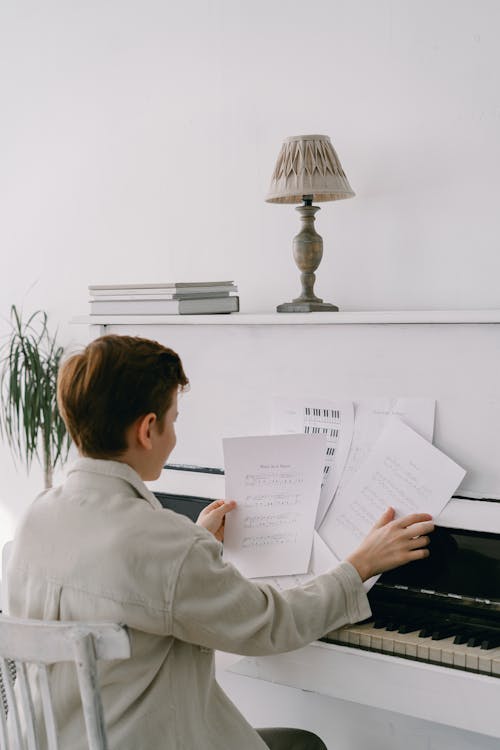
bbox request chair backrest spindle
[0,617,130,750]
[72,634,108,750]
[15,663,38,750]
[37,666,58,750]
[0,658,22,750]
[0,668,9,750]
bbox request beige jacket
[7,458,371,750]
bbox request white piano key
[347,630,360,646]
[403,632,422,659]
[324,621,500,679]
[327,622,375,649]
[439,636,457,666]
[381,635,395,654]
[380,629,414,656]
[347,622,386,651]
[465,647,480,671]
[417,639,430,661]
[478,645,500,675]
[428,635,456,664]
[336,627,350,645]
[492,652,500,677]
[324,627,343,642]
[452,643,467,669]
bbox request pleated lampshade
[266,134,355,204]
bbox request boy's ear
[136,413,157,450]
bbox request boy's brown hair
[57,335,189,458]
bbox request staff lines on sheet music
[368,470,425,508]
[245,473,304,487]
[242,533,298,548]
[244,494,301,508]
[243,511,300,529]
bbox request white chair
[0,616,130,750]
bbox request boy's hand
[347,507,434,582]
[196,500,237,542]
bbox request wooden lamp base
[277,301,339,312]
[277,199,339,313]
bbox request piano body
[86,310,500,749]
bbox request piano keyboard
[324,619,500,677]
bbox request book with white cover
[89,281,236,296]
[89,296,240,315]
[89,291,235,301]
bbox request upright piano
[85,310,500,748]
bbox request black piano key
[385,621,401,632]
[480,633,500,650]
[373,618,390,629]
[398,622,416,634]
[467,631,490,648]
[419,623,439,638]
[398,621,426,634]
[431,624,458,641]
[453,629,476,645]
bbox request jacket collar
[66,457,162,510]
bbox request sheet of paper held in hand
[253,532,341,591]
[319,417,466,588]
[271,397,354,527]
[223,434,326,578]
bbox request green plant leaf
[0,305,72,487]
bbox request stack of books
[88,281,239,315]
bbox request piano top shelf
[74,309,500,327]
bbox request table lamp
[266,134,355,312]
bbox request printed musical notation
[337,397,436,497]
[271,397,354,526]
[319,417,466,590]
[243,511,300,529]
[222,433,326,578]
[242,533,297,548]
[244,493,300,509]
[244,472,304,487]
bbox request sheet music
[319,417,466,589]
[338,397,436,495]
[223,433,326,578]
[253,532,341,590]
[271,397,354,527]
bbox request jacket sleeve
[170,530,371,655]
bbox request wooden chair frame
[0,616,130,750]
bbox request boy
[7,335,434,749]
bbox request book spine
[89,296,239,315]
[89,292,233,301]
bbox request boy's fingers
[373,507,395,528]
[210,500,236,519]
[409,535,430,549]
[201,500,223,514]
[405,520,435,538]
[398,513,433,528]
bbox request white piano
[84,310,500,750]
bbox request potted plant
[0,305,71,489]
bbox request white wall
[1,0,500,550]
